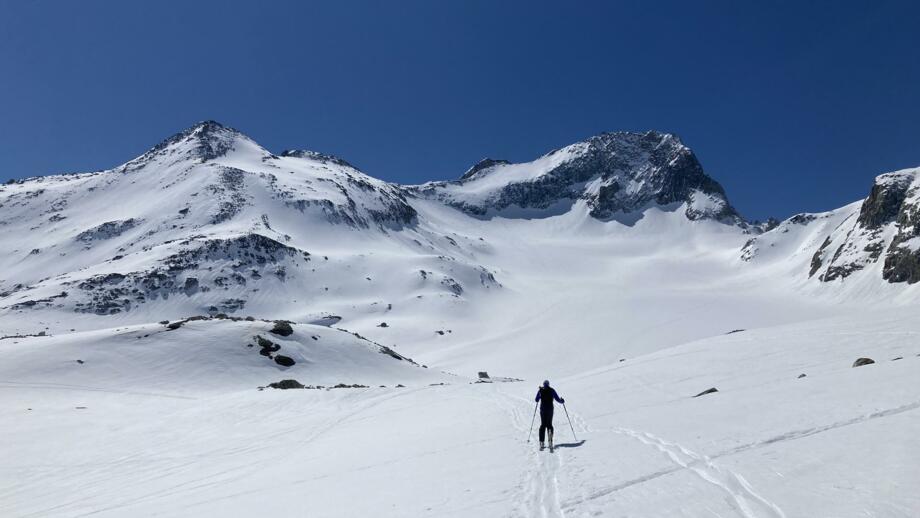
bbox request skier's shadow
[554,440,586,449]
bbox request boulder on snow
[274,355,296,367]
[256,335,281,356]
[477,371,490,379]
[797,373,807,379]
[270,321,294,336]
[693,387,718,398]
[852,357,875,367]
[267,379,304,389]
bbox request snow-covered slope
[1,121,918,517]
[2,307,916,517]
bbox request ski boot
[539,441,545,451]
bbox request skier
[535,380,564,451]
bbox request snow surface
[1,122,918,517]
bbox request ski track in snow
[491,387,585,518]
[519,397,920,518]
[492,386,788,518]
[0,380,197,400]
[490,386,787,518]
[713,398,920,459]
[608,428,787,518]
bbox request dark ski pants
[539,408,554,442]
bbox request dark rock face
[809,237,832,277]
[852,357,875,367]
[857,175,912,229]
[76,219,141,243]
[55,233,306,315]
[208,167,249,224]
[883,247,920,284]
[882,179,920,284]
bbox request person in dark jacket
[535,380,564,450]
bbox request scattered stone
[166,321,183,330]
[852,357,875,367]
[274,355,296,367]
[726,329,745,334]
[76,359,84,364]
[270,321,294,336]
[797,373,806,379]
[693,387,719,398]
[158,320,169,325]
[619,358,626,362]
[75,406,87,410]
[892,356,903,361]
[377,322,389,328]
[396,384,405,388]
[267,379,304,389]
[436,330,445,335]
[477,371,490,380]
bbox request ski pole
[526,401,538,443]
[563,403,578,441]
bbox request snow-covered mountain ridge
[1,120,918,352]
[412,130,745,225]
[742,167,920,285]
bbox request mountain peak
[460,158,510,180]
[421,129,742,225]
[124,120,258,171]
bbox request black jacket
[535,386,563,411]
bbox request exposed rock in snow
[852,357,875,367]
[693,387,719,397]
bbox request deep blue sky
[1,1,918,220]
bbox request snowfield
[1,122,918,517]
